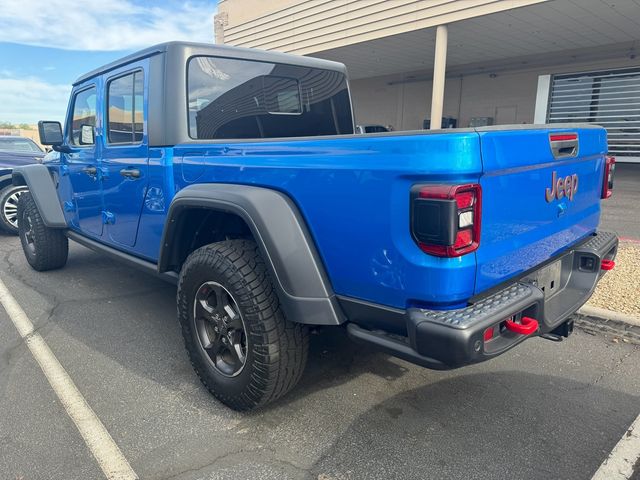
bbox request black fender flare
[159,184,345,325]
[158,183,346,325]
[12,164,67,228]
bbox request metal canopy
[310,0,640,80]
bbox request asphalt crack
[585,346,638,391]
[0,244,165,374]
[0,291,61,375]
[159,441,312,480]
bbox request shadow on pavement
[16,243,400,398]
[307,371,639,480]
[6,240,639,480]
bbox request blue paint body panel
[174,132,483,308]
[48,62,609,313]
[475,127,607,294]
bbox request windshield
[0,137,43,153]
[187,56,354,139]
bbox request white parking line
[0,278,138,480]
[592,413,640,480]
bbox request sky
[0,0,218,124]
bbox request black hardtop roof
[74,41,348,86]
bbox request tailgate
[475,125,608,294]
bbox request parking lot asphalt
[0,235,639,480]
[600,163,640,240]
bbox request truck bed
[163,124,608,311]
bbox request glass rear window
[187,56,353,140]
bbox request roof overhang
[307,0,640,79]
[221,0,549,56]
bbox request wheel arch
[159,184,344,325]
[0,172,13,189]
[12,164,66,228]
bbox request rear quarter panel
[174,132,483,309]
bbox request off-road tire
[17,192,68,271]
[177,239,309,411]
[0,184,28,234]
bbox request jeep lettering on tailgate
[545,171,579,202]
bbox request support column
[429,24,448,130]
[214,12,228,44]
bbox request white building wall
[351,57,640,130]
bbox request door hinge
[102,211,116,225]
[63,201,75,212]
[60,165,69,176]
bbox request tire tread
[17,192,68,271]
[177,239,308,411]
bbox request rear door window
[107,71,144,144]
[263,76,301,114]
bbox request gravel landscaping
[587,241,640,317]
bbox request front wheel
[0,184,28,234]
[17,192,68,271]
[177,239,309,411]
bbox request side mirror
[38,121,63,146]
[79,124,95,145]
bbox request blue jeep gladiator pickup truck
[14,42,618,411]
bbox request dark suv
[0,136,44,233]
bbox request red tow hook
[505,316,539,335]
[601,259,615,271]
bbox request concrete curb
[578,305,640,327]
[619,236,640,245]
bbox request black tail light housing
[602,155,615,199]
[410,183,482,257]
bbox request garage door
[547,67,640,163]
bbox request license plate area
[525,260,562,299]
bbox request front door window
[70,87,97,146]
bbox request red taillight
[411,183,482,257]
[453,228,472,249]
[602,155,615,199]
[455,191,475,209]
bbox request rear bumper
[347,230,618,370]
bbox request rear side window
[107,71,144,144]
[187,56,353,140]
[263,76,301,114]
[70,86,97,146]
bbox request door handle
[82,166,97,176]
[120,168,141,179]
